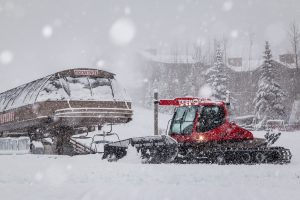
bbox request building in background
[137,50,299,124]
[279,54,295,65]
[228,57,242,67]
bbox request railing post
[154,90,159,135]
[225,90,230,106]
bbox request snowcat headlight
[197,135,205,142]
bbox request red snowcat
[102,96,292,164]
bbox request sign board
[74,69,98,76]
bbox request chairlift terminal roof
[0,68,128,112]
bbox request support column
[154,90,159,135]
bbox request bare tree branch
[288,21,300,70]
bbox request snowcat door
[195,105,227,140]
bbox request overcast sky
[0,0,300,92]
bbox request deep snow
[0,106,300,200]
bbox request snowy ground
[0,107,300,200]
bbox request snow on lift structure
[0,68,133,154]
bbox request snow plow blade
[102,135,179,163]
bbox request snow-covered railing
[0,137,30,155]
[55,107,132,118]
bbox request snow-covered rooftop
[227,59,263,72]
[276,61,298,69]
[227,59,298,72]
[140,50,299,72]
[139,51,200,64]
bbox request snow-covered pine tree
[253,41,286,127]
[206,44,229,101]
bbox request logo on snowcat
[177,98,211,106]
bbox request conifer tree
[253,41,286,127]
[206,44,229,101]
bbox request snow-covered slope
[113,106,172,138]
[0,107,300,200]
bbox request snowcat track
[174,146,292,164]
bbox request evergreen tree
[253,41,286,127]
[206,44,229,101]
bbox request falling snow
[96,60,105,68]
[0,1,300,200]
[198,84,213,98]
[222,1,233,12]
[0,50,14,65]
[109,18,136,46]
[196,36,206,46]
[42,25,53,38]
[230,29,239,38]
[264,22,286,46]
[124,6,131,15]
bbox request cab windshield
[169,106,197,135]
[169,105,226,135]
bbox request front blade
[102,135,178,163]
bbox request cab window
[197,105,225,132]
